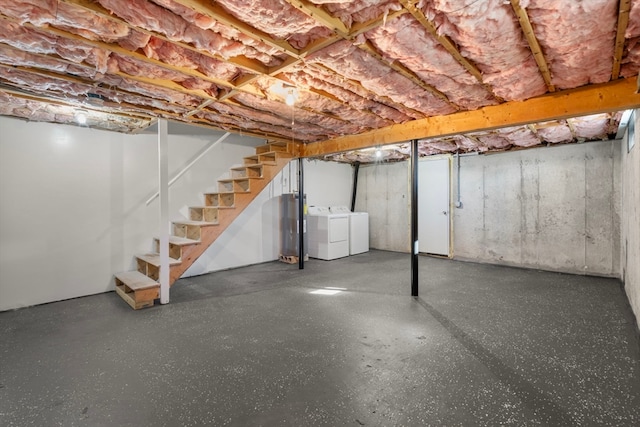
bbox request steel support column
[411,139,419,297]
[298,158,305,270]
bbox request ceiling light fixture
[285,89,296,106]
[75,109,88,125]
[375,148,382,158]
[269,81,298,106]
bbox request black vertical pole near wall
[411,139,419,297]
[298,158,305,270]
[350,161,360,212]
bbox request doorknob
[442,211,448,215]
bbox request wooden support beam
[612,0,632,80]
[510,0,555,92]
[283,0,348,35]
[302,77,640,156]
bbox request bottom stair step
[114,271,160,310]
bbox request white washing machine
[307,206,350,260]
[330,206,369,255]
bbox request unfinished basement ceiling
[0,1,639,155]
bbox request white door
[418,156,451,256]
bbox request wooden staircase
[114,141,294,309]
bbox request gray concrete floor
[1,250,639,426]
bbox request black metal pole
[350,161,360,212]
[298,158,305,270]
[411,139,419,297]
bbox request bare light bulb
[285,91,295,106]
[76,110,87,125]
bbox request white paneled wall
[0,118,353,310]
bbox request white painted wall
[303,159,353,207]
[454,141,621,276]
[621,112,640,328]
[355,161,410,252]
[184,159,352,275]
[0,117,352,310]
[0,117,258,310]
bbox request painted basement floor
[1,250,639,426]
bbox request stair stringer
[168,155,292,284]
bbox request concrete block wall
[454,141,621,277]
[355,140,621,278]
[621,112,640,328]
[355,162,410,252]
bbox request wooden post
[158,119,170,304]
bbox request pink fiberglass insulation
[142,37,239,81]
[496,126,540,147]
[0,0,133,44]
[425,140,458,152]
[0,45,97,79]
[622,38,640,77]
[0,0,58,26]
[308,40,456,117]
[628,0,640,38]
[536,122,573,143]
[52,2,131,43]
[0,92,149,131]
[98,0,186,40]
[0,67,93,97]
[232,92,365,136]
[118,30,152,51]
[366,14,496,110]
[285,66,414,123]
[97,0,279,66]
[315,0,402,28]
[474,133,512,150]
[0,21,110,73]
[0,46,199,112]
[215,0,333,49]
[0,92,53,122]
[0,66,190,115]
[452,135,480,152]
[150,0,283,63]
[420,0,547,101]
[210,99,331,138]
[99,74,202,107]
[107,54,219,97]
[570,114,609,139]
[283,70,407,123]
[198,107,329,142]
[252,76,392,129]
[522,0,617,89]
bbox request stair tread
[218,177,251,182]
[154,236,200,246]
[231,164,265,170]
[172,220,218,226]
[114,271,160,290]
[136,253,181,267]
